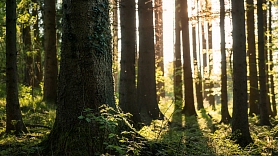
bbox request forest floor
[0,86,278,155]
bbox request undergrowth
[0,85,278,155]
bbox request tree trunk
[42,0,116,154]
[220,0,231,124]
[263,0,272,116]
[231,0,253,147]
[202,22,209,103]
[44,0,58,104]
[119,0,141,125]
[207,22,215,109]
[138,0,164,124]
[173,0,183,124]
[192,25,204,110]
[6,0,28,134]
[257,0,271,126]
[154,0,165,102]
[247,0,259,116]
[112,0,119,94]
[181,0,197,116]
[23,22,33,87]
[32,0,43,88]
[268,1,277,117]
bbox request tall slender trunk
[138,0,164,123]
[119,0,140,125]
[112,0,119,94]
[263,0,272,116]
[6,0,28,134]
[247,0,259,116]
[173,0,183,124]
[44,0,58,104]
[220,0,231,123]
[23,20,33,87]
[208,22,215,109]
[32,0,43,88]
[268,1,276,117]
[181,0,197,116]
[192,24,203,110]
[154,0,165,103]
[231,0,253,147]
[202,22,208,102]
[258,0,271,126]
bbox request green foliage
[0,85,55,155]
[78,105,145,155]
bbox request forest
[1,0,278,155]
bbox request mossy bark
[42,0,115,154]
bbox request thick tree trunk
[42,1,115,155]
[181,0,197,116]
[257,0,271,126]
[154,0,165,102]
[220,0,231,124]
[247,0,259,116]
[138,0,164,123]
[231,0,253,147]
[119,0,141,125]
[44,0,58,104]
[6,0,28,134]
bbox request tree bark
[231,0,253,147]
[42,0,115,154]
[247,0,259,116]
[138,0,164,123]
[192,25,204,110]
[112,0,119,94]
[220,0,231,124]
[119,0,141,125]
[173,0,183,124]
[6,0,28,134]
[181,0,197,116]
[23,21,33,87]
[44,0,58,104]
[268,1,277,117]
[154,0,165,102]
[32,0,43,88]
[257,0,271,126]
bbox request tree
[231,0,253,147]
[247,0,259,116]
[138,0,164,123]
[154,0,165,102]
[6,0,28,134]
[173,0,183,123]
[192,24,204,110]
[22,2,33,87]
[119,0,140,124]
[32,0,43,88]
[257,0,271,125]
[220,0,231,124]
[181,0,197,116]
[268,0,277,117]
[112,0,119,93]
[42,0,116,154]
[44,0,58,104]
